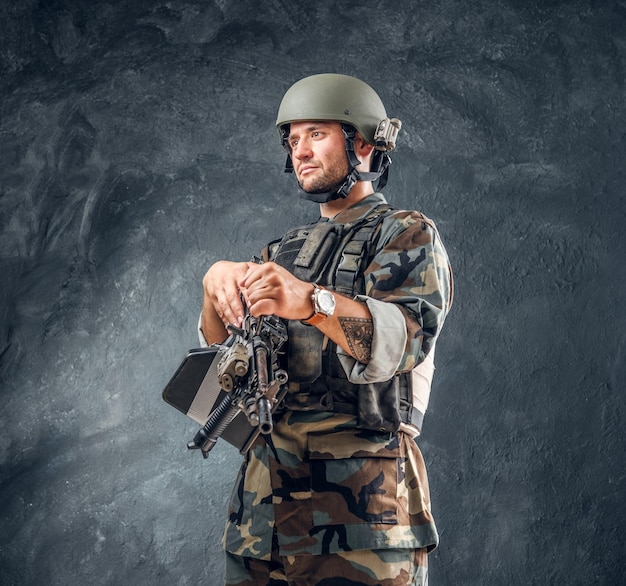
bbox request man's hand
[238,262,315,321]
[201,260,253,343]
[240,262,374,364]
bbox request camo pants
[222,412,437,585]
[224,537,429,585]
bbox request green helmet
[276,73,401,151]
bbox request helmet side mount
[373,118,402,152]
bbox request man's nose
[293,140,312,160]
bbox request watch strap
[302,311,328,326]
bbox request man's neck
[318,181,375,218]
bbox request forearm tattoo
[339,317,374,364]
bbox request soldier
[200,73,453,586]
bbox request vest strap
[331,401,424,432]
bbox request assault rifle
[185,311,288,458]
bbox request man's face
[286,121,349,194]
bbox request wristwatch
[302,283,336,326]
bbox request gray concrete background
[1,1,624,584]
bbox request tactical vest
[267,204,426,434]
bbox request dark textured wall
[1,1,625,584]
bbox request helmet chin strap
[284,124,391,204]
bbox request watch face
[317,289,336,314]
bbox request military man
[200,74,453,586]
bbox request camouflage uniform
[219,193,452,585]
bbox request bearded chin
[299,171,348,195]
[296,173,354,204]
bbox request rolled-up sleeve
[336,296,407,383]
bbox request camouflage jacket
[221,193,452,558]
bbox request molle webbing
[333,217,381,295]
[286,373,424,431]
[271,204,393,293]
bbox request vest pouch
[286,320,325,383]
[357,377,403,432]
[292,221,341,283]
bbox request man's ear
[354,135,375,172]
[354,134,374,171]
[355,135,375,157]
